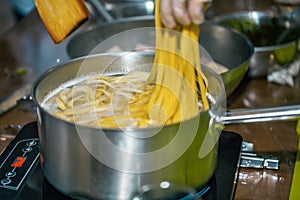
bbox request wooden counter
[0,0,299,199]
[225,76,299,199]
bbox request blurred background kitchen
[0,0,280,36]
[1,0,299,100]
[1,0,300,199]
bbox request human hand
[159,0,212,28]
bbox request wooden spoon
[34,0,89,43]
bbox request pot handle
[223,104,300,125]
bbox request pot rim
[32,52,225,132]
[254,40,298,51]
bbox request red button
[11,157,27,168]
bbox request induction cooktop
[0,122,242,200]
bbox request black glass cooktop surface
[0,122,242,200]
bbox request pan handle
[87,0,115,22]
[223,104,300,125]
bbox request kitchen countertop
[0,0,299,199]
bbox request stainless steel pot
[32,53,226,200]
[211,11,300,77]
[32,53,300,200]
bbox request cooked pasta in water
[42,72,151,128]
[41,71,207,128]
[42,0,210,128]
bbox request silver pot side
[37,106,218,199]
[32,53,225,199]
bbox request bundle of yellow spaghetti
[147,0,209,125]
[42,0,209,128]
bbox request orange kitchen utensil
[34,0,89,43]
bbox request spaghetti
[147,0,209,124]
[41,1,209,128]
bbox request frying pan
[66,16,254,96]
